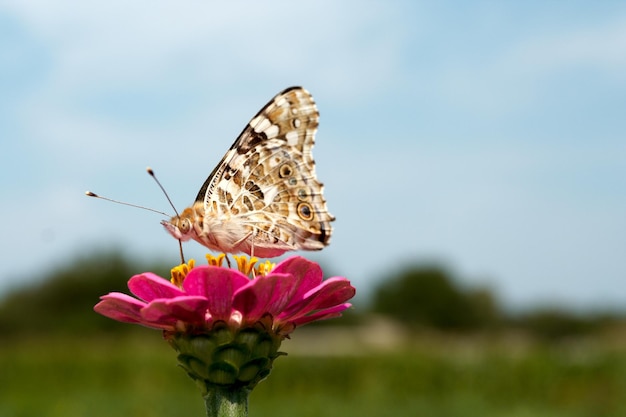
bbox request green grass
[1,332,626,417]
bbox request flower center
[170,254,276,286]
[170,259,195,287]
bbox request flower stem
[203,386,249,417]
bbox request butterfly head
[161,206,201,242]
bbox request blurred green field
[2,330,626,417]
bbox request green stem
[203,386,249,417]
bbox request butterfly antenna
[147,167,180,217]
[146,167,186,264]
[84,191,170,217]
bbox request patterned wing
[196,86,334,254]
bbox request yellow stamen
[170,259,195,287]
[233,255,259,277]
[255,260,275,276]
[205,253,226,267]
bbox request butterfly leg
[231,231,254,256]
[232,231,256,277]
[178,239,185,264]
[250,238,256,278]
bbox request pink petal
[291,303,352,326]
[94,293,173,330]
[271,256,323,302]
[281,277,355,320]
[182,266,249,321]
[260,273,303,314]
[128,273,185,302]
[233,273,295,322]
[141,296,210,324]
[301,278,356,310]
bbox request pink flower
[94,256,355,337]
[95,255,355,391]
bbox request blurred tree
[512,308,598,341]
[0,249,172,336]
[370,264,500,331]
[466,288,501,329]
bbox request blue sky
[1,1,625,310]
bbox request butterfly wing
[196,86,334,256]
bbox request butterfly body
[161,87,334,258]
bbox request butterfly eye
[179,219,191,234]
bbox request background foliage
[1,251,625,416]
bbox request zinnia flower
[94,255,355,397]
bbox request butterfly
[161,86,334,258]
